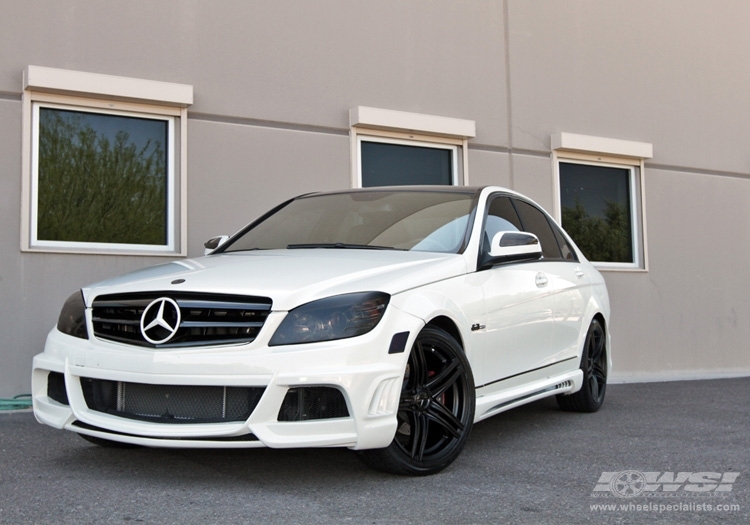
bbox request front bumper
[32,309,420,450]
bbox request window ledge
[350,106,475,139]
[552,132,652,159]
[24,65,193,108]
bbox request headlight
[57,291,88,339]
[269,292,389,346]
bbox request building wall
[0,0,748,396]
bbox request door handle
[535,272,548,287]
[575,267,585,279]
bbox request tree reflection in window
[37,108,168,245]
[559,162,633,264]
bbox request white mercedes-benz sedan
[32,186,610,475]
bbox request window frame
[30,100,177,253]
[512,197,578,263]
[349,106,475,188]
[21,66,192,256]
[557,159,640,268]
[552,132,652,271]
[356,134,459,187]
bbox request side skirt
[474,367,583,423]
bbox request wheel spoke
[425,359,461,397]
[425,399,464,439]
[410,341,429,386]
[588,329,604,361]
[409,412,430,460]
[587,333,607,399]
[588,374,600,397]
[592,362,607,386]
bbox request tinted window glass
[37,107,169,245]
[224,190,474,253]
[551,222,578,261]
[513,199,563,260]
[361,141,453,187]
[559,162,634,263]
[482,195,523,253]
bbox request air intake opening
[47,372,69,405]
[278,387,349,421]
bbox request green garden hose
[0,395,32,410]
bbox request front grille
[81,378,265,424]
[92,292,272,348]
[278,387,349,421]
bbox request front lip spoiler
[71,420,260,442]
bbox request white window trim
[30,101,177,253]
[349,106,475,188]
[21,66,192,256]
[551,132,652,272]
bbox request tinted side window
[512,199,563,260]
[482,195,523,253]
[551,222,578,261]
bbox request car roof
[297,185,516,199]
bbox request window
[514,198,571,261]
[33,104,172,248]
[21,66,192,255]
[360,137,456,187]
[223,190,474,253]
[350,106,475,188]
[482,195,522,255]
[482,194,576,262]
[552,132,652,270]
[559,162,636,264]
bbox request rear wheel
[358,326,475,475]
[557,318,607,412]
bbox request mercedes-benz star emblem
[140,297,181,345]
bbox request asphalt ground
[0,377,747,525]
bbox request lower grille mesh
[81,378,264,424]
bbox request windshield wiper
[225,247,266,252]
[286,243,404,251]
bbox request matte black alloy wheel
[557,318,607,412]
[358,326,475,476]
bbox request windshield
[223,190,476,254]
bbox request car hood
[82,249,468,310]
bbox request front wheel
[358,326,475,476]
[557,318,607,412]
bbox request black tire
[78,433,140,448]
[557,318,607,412]
[358,326,475,476]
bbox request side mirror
[480,231,542,268]
[203,235,229,256]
